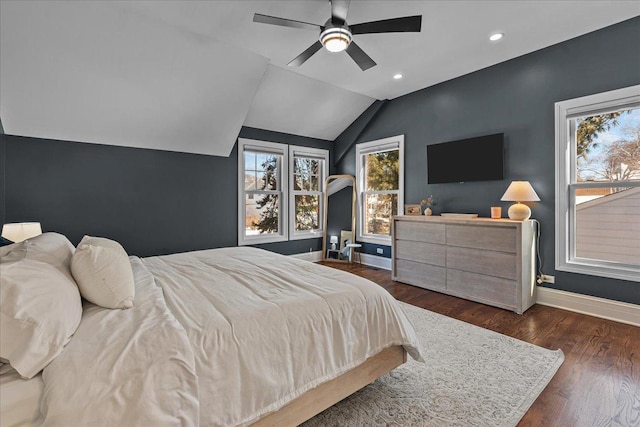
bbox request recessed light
[393,73,403,80]
[489,33,504,41]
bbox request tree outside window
[576,111,640,184]
[293,157,322,232]
[245,152,281,235]
[356,136,404,245]
[364,150,399,236]
[288,146,328,240]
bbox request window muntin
[289,147,328,240]
[356,136,404,245]
[555,85,640,282]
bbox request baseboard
[536,287,640,327]
[359,253,392,270]
[290,251,323,262]
[291,251,392,269]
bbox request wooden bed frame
[251,345,407,426]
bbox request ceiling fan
[253,0,422,71]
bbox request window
[238,139,288,245]
[555,85,640,282]
[356,135,404,245]
[238,139,328,245]
[289,146,328,240]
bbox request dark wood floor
[319,261,640,427]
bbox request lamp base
[508,202,531,221]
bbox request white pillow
[0,233,83,379]
[71,235,135,310]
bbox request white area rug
[303,302,564,427]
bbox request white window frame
[288,146,329,240]
[356,135,405,246]
[238,138,288,245]
[555,85,640,282]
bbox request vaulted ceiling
[1,1,638,156]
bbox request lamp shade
[500,181,540,202]
[1,222,42,242]
[330,235,339,244]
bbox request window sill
[239,234,288,246]
[289,232,323,241]
[557,260,640,283]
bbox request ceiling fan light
[324,37,349,52]
[320,27,352,52]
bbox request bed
[0,233,422,426]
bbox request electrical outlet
[540,274,555,284]
[376,248,383,255]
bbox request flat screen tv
[427,133,504,184]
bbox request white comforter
[39,247,422,427]
[39,257,200,426]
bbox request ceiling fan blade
[330,0,350,26]
[253,13,322,31]
[288,41,324,67]
[350,15,422,35]
[346,41,376,71]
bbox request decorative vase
[424,207,432,216]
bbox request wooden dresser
[391,216,536,314]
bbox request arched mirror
[322,174,357,262]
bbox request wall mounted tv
[427,133,504,184]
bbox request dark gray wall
[1,127,330,257]
[334,17,640,304]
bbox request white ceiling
[1,1,639,156]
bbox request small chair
[345,243,362,263]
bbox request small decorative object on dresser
[491,206,502,219]
[420,195,435,215]
[405,204,422,215]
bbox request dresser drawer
[394,259,446,290]
[446,224,517,253]
[447,270,517,308]
[446,246,517,280]
[394,220,445,244]
[394,240,446,266]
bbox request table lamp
[1,222,43,242]
[500,181,540,220]
[330,235,338,250]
